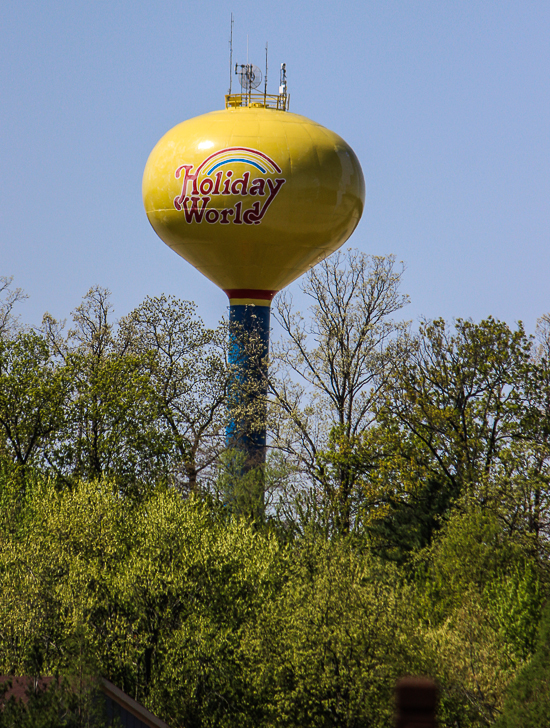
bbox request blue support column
[226,304,271,472]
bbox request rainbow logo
[194,147,282,176]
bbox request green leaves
[0,331,67,471]
[2,266,550,726]
[250,538,416,728]
[0,471,547,728]
[270,252,409,536]
[496,601,550,727]
[378,317,531,493]
[120,294,229,494]
[0,478,284,726]
[0,475,418,728]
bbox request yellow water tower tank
[143,93,365,306]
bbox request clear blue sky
[1,1,549,332]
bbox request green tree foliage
[0,476,419,728]
[2,265,550,726]
[496,600,550,727]
[377,316,530,494]
[0,478,283,726]
[120,294,228,494]
[0,331,67,478]
[409,506,543,725]
[500,313,550,562]
[357,317,544,562]
[39,287,232,497]
[0,275,28,340]
[270,251,409,536]
[42,287,169,496]
[249,538,420,728]
[5,472,540,728]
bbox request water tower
[143,54,365,503]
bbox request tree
[496,600,550,728]
[0,275,28,339]
[503,313,550,562]
[0,477,284,728]
[2,471,542,728]
[42,287,170,495]
[0,330,67,479]
[382,317,530,493]
[362,317,534,558]
[248,536,418,728]
[407,505,543,727]
[120,294,229,495]
[269,250,409,535]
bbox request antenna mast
[228,13,234,95]
[279,63,288,105]
[264,42,268,104]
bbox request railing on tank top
[225,92,290,111]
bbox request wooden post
[395,677,438,727]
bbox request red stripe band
[224,289,278,301]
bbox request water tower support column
[225,297,271,512]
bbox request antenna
[235,63,263,92]
[279,63,287,95]
[264,42,268,102]
[229,14,234,95]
